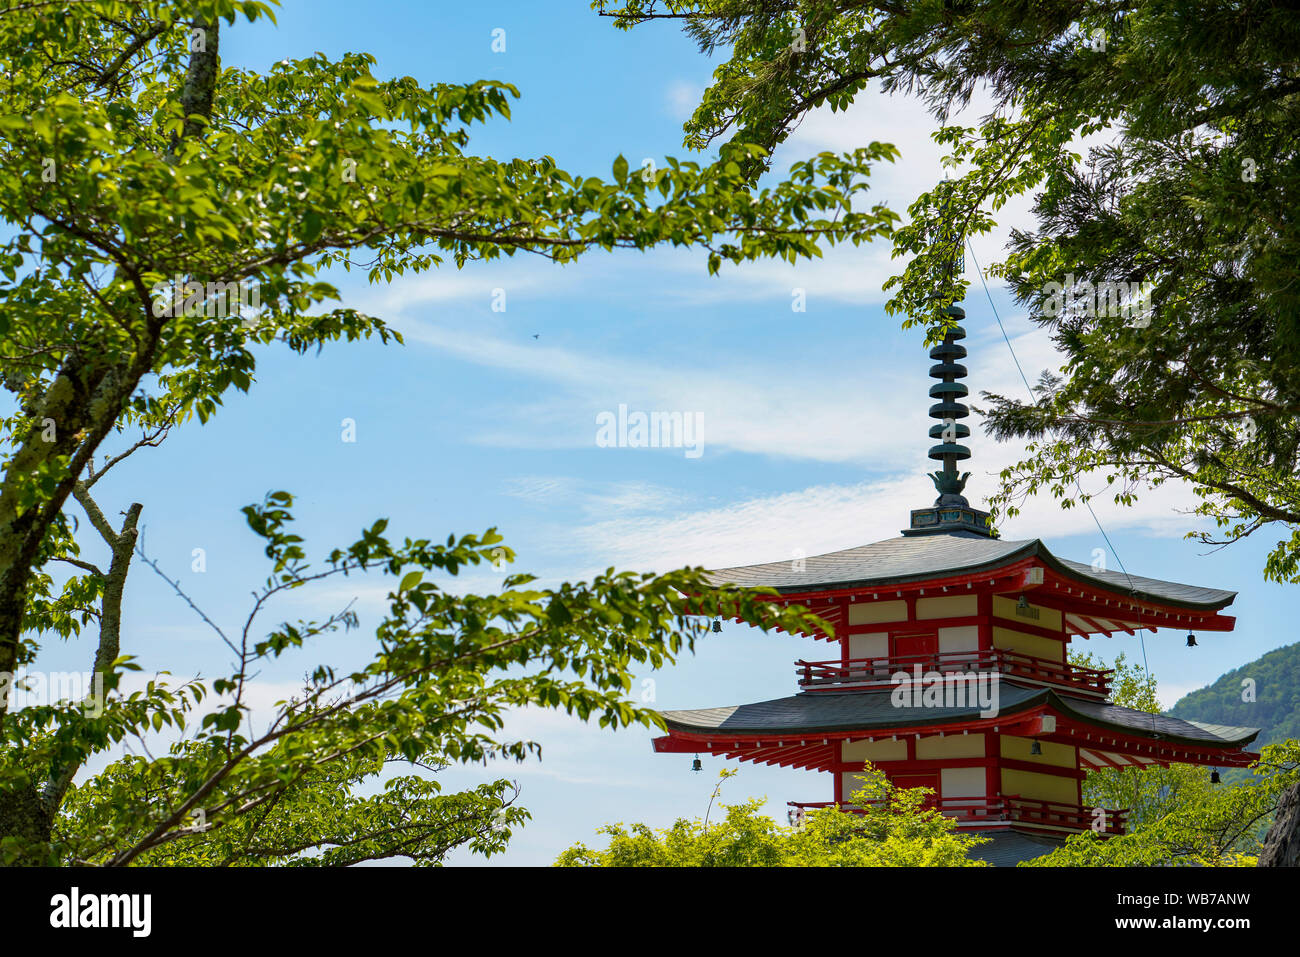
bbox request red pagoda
[652,303,1259,863]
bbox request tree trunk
[0,18,221,861]
[1259,780,1300,866]
[0,779,55,865]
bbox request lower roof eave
[652,688,1260,766]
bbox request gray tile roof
[660,687,1259,748]
[703,532,1236,611]
[968,830,1064,867]
[1053,556,1234,609]
[1061,697,1259,746]
[660,684,1043,735]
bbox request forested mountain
[1168,642,1300,746]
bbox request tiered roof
[703,531,1236,611]
[657,687,1258,753]
[651,283,1260,831]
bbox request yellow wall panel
[1001,768,1078,805]
[917,595,978,620]
[992,595,1062,631]
[992,625,1064,662]
[841,737,908,762]
[917,733,986,760]
[848,600,907,625]
[1000,735,1076,768]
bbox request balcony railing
[795,649,1112,697]
[787,795,1127,835]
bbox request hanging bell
[712,618,722,633]
[1017,594,1029,611]
[1211,770,1220,784]
[1187,633,1197,647]
[1030,739,1042,755]
[691,754,702,773]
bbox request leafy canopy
[0,0,895,677]
[6,492,828,865]
[556,765,988,866]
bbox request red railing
[787,794,1127,835]
[795,649,1112,696]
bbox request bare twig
[134,531,241,659]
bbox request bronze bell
[1187,633,1197,647]
[712,618,722,633]
[691,754,702,773]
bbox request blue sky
[28,1,1294,865]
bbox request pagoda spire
[926,310,972,505]
[902,222,996,538]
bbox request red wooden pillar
[984,732,999,806]
[976,590,992,652]
[840,597,852,667]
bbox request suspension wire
[965,239,1157,719]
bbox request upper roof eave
[702,533,1236,613]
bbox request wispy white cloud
[345,81,1201,598]
[504,475,693,517]
[396,314,1061,468]
[665,80,703,120]
[558,468,1206,580]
